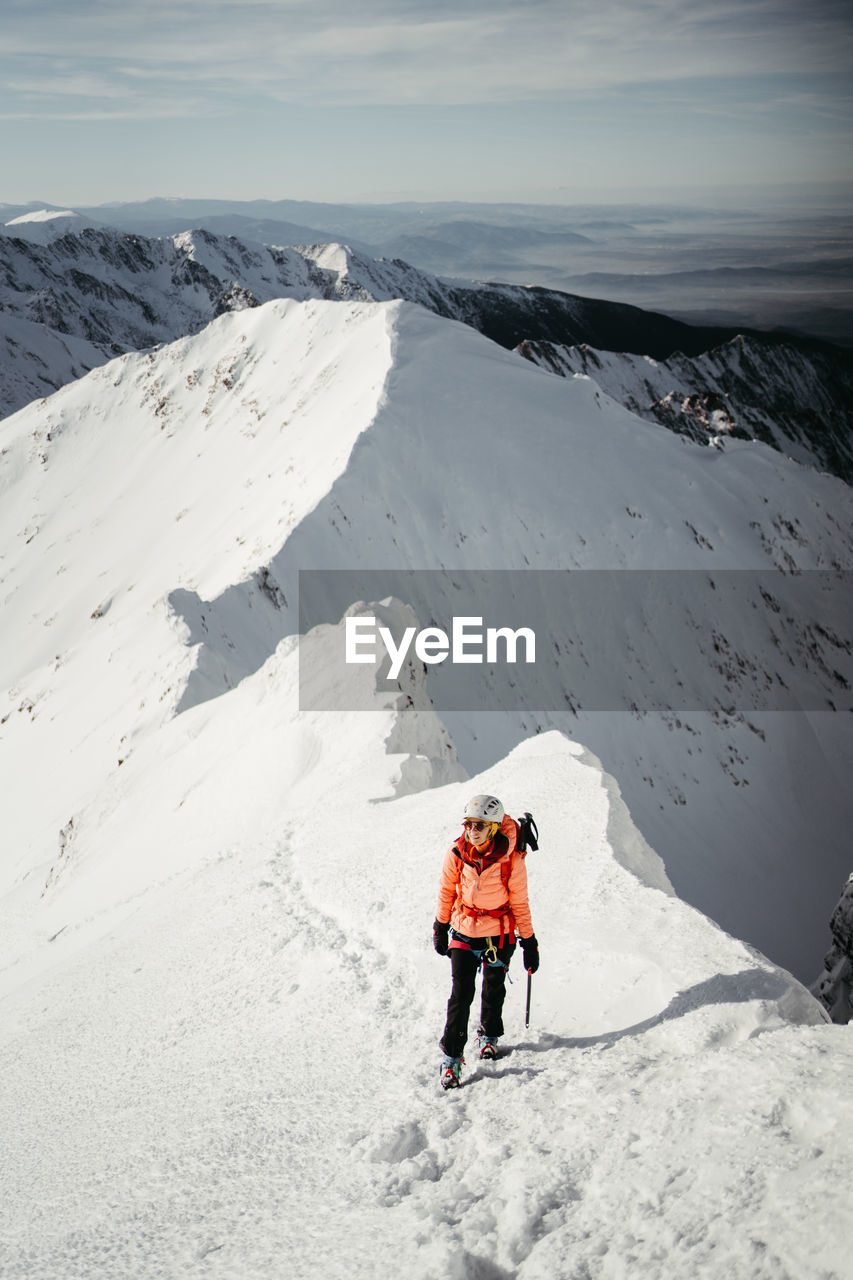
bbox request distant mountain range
[4,193,852,346]
[1,223,850,486]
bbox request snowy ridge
[2,705,848,1278]
[518,336,853,484]
[166,303,852,980]
[2,298,852,1276]
[0,226,489,417]
[6,209,79,223]
[1,208,102,244]
[4,221,848,482]
[2,298,851,977]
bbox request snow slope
[0,300,393,917]
[1,298,852,1276]
[518,335,853,484]
[1,667,850,1278]
[1,299,851,984]
[2,208,102,243]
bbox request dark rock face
[812,875,853,1023]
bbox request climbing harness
[448,929,511,972]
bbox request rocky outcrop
[812,874,853,1022]
[517,336,853,484]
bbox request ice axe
[525,968,533,1028]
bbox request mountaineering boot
[440,1055,463,1089]
[477,1029,499,1060]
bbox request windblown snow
[1,298,851,1278]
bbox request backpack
[500,811,539,893]
[515,811,539,854]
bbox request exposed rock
[812,873,853,1022]
[517,336,853,484]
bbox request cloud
[1,0,851,118]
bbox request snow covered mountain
[518,336,853,484]
[2,207,102,243]
[0,227,458,415]
[1,296,852,1278]
[3,225,850,490]
[2,296,851,976]
[2,296,852,1276]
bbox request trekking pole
[525,969,533,1028]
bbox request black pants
[439,940,516,1059]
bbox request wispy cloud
[2,0,852,119]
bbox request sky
[1,0,852,208]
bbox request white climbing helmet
[463,794,504,824]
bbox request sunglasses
[464,819,491,832]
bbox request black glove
[521,935,539,973]
[433,920,450,956]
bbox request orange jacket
[436,814,534,941]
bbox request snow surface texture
[1,299,851,982]
[1,700,851,1279]
[2,298,852,1276]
